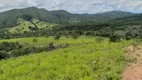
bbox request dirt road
[122,46,142,80]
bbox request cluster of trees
[0,41,69,59]
[0,42,22,52]
[0,14,142,41]
[0,27,141,42]
[53,22,142,41]
[0,42,22,59]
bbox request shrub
[109,35,121,42]
[73,34,79,39]
[11,47,35,57]
[48,42,55,51]
[54,35,61,40]
[0,70,3,74]
[0,42,22,52]
[125,32,132,40]
[0,51,9,59]
[34,46,46,52]
[95,37,104,43]
[33,38,38,43]
[12,49,21,57]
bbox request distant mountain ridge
[0,7,135,28]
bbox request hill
[77,11,134,21]
[0,37,133,80]
[0,7,135,29]
[109,13,142,25]
[0,7,142,80]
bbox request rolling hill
[0,7,135,29]
[109,13,142,25]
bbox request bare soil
[122,45,142,80]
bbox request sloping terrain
[9,18,56,33]
[0,7,134,29]
[122,45,142,80]
[0,37,132,80]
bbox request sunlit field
[0,37,133,80]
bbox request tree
[0,51,8,59]
[109,35,121,42]
[54,35,61,40]
[48,42,55,51]
[73,34,80,39]
[125,32,132,40]
[0,42,22,52]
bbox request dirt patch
[122,45,142,80]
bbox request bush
[11,49,22,57]
[0,51,8,59]
[34,46,47,53]
[48,42,55,51]
[33,38,38,43]
[54,35,61,40]
[73,34,79,39]
[11,47,35,57]
[125,32,132,40]
[95,37,104,43]
[0,42,22,52]
[0,70,3,74]
[109,35,121,42]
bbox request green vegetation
[0,7,134,29]
[54,35,61,40]
[109,34,121,42]
[0,7,141,40]
[0,37,133,80]
[0,7,142,80]
[9,18,56,34]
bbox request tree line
[0,41,69,59]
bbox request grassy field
[9,19,56,34]
[0,37,133,80]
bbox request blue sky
[0,0,142,14]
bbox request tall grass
[0,37,132,80]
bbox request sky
[0,0,142,14]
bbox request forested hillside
[0,7,134,28]
[0,7,142,40]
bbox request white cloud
[95,0,142,12]
[19,0,38,7]
[0,0,142,13]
